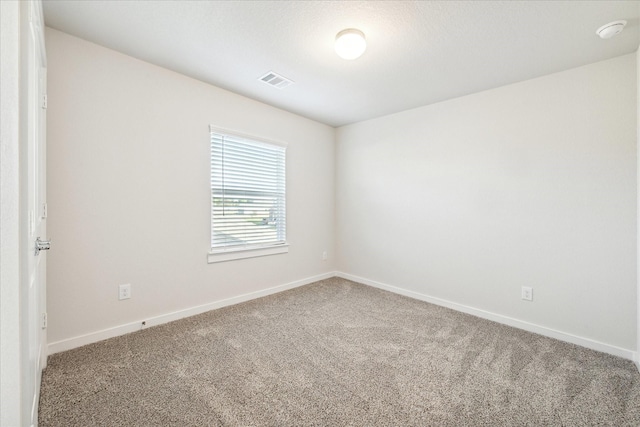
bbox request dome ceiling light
[335,28,367,60]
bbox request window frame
[207,126,288,264]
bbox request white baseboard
[635,355,640,373]
[48,271,337,355]
[337,272,636,361]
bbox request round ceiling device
[596,20,627,39]
[335,29,367,60]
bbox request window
[208,127,287,263]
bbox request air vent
[259,71,294,89]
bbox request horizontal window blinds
[211,131,286,250]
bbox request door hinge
[42,94,47,109]
[42,312,47,329]
[42,202,47,219]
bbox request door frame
[0,0,24,424]
[21,0,48,424]
[0,1,47,425]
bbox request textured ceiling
[43,1,640,127]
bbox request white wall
[46,25,638,358]
[1,1,22,424]
[337,54,637,352]
[46,28,336,347]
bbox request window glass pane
[211,131,286,250]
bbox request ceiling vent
[259,71,294,89]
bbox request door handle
[35,237,50,255]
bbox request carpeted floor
[39,277,640,426]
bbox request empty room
[2,0,640,425]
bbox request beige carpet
[39,277,640,426]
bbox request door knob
[35,237,50,255]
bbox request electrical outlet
[322,251,327,261]
[119,284,131,300]
[521,286,533,302]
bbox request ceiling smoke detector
[596,20,627,39]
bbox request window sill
[208,244,289,264]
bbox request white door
[23,1,48,425]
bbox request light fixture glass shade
[335,29,366,60]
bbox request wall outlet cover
[521,286,533,302]
[119,284,131,300]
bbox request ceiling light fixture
[335,28,366,60]
[596,20,627,39]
